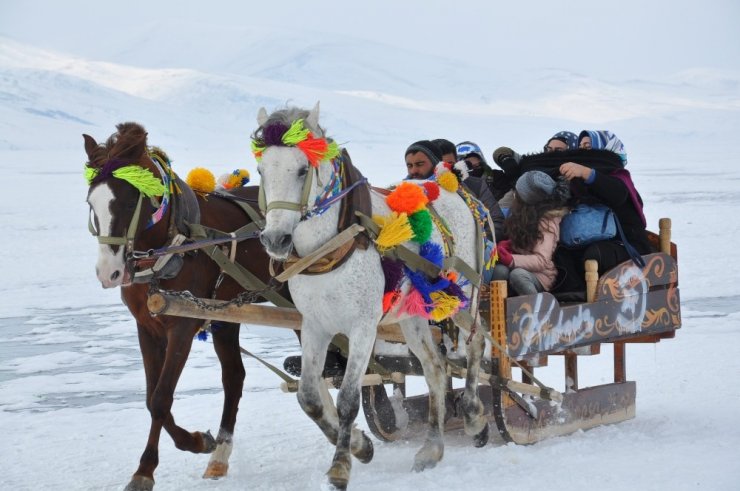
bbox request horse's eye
[298,167,308,177]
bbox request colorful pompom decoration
[408,209,433,243]
[217,169,251,190]
[374,176,469,324]
[386,182,429,215]
[374,212,414,252]
[186,167,216,193]
[422,181,440,202]
[437,170,459,193]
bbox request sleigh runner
[147,219,680,445]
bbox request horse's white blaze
[88,183,125,288]
[258,147,308,259]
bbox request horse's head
[84,123,167,288]
[254,103,337,259]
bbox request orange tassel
[386,182,429,214]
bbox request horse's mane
[88,122,150,168]
[251,106,326,140]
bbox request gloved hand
[492,147,521,175]
[496,239,514,267]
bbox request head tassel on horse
[84,122,289,491]
[255,103,490,490]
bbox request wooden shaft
[453,368,564,403]
[614,341,626,383]
[148,292,415,343]
[148,292,302,328]
[659,218,672,255]
[585,259,599,303]
[280,373,386,393]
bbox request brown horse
[84,123,287,491]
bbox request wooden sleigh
[147,218,680,445]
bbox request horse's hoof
[352,433,374,464]
[326,459,351,490]
[411,440,443,472]
[203,461,228,479]
[473,422,490,448]
[123,475,154,491]
[199,430,218,453]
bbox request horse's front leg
[326,324,376,490]
[461,325,489,446]
[203,321,245,480]
[125,321,213,491]
[296,327,374,463]
[401,319,447,471]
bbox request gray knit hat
[515,171,558,204]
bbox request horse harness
[88,153,291,308]
[262,149,373,280]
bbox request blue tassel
[196,330,208,341]
[420,242,444,267]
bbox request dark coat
[462,176,506,240]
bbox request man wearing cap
[406,140,505,240]
[404,140,443,180]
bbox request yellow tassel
[437,171,459,193]
[486,249,499,270]
[374,212,414,252]
[429,291,461,322]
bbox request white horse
[256,104,488,489]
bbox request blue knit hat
[456,141,487,165]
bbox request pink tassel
[401,289,431,319]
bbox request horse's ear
[257,107,268,127]
[83,134,98,159]
[306,101,320,131]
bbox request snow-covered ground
[1,2,739,489]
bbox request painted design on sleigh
[506,253,681,358]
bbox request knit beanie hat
[515,170,558,204]
[456,141,487,165]
[548,131,578,150]
[405,140,443,165]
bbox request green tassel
[84,165,97,184]
[281,119,310,146]
[408,209,433,243]
[112,166,166,197]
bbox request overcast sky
[2,0,738,81]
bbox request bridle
[257,153,367,221]
[87,153,173,261]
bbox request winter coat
[511,212,565,291]
[572,170,651,254]
[462,176,506,240]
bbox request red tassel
[382,290,401,313]
[422,181,440,201]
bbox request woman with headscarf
[553,131,651,293]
